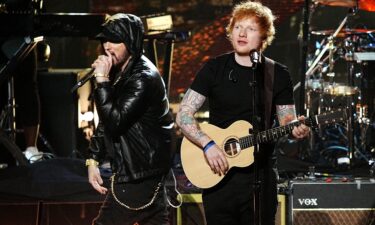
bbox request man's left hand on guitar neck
[276,105,310,141]
[290,115,310,140]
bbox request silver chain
[110,173,162,211]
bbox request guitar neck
[239,119,312,148]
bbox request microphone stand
[249,52,261,225]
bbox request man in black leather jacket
[86,13,174,225]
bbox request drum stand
[0,76,29,165]
[346,60,356,165]
[305,7,365,168]
[0,36,43,165]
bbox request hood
[96,13,144,60]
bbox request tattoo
[276,105,297,126]
[182,89,206,112]
[176,89,208,145]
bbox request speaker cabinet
[0,203,38,225]
[38,69,78,157]
[288,179,375,225]
[175,193,285,225]
[175,194,206,225]
[0,201,102,225]
[276,194,286,225]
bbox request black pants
[93,176,170,225]
[202,167,278,225]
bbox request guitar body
[180,120,254,189]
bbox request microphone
[249,49,260,68]
[71,68,95,93]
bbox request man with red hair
[176,1,310,224]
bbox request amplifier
[174,193,286,225]
[0,201,102,225]
[288,179,375,225]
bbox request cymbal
[323,83,359,96]
[314,0,375,12]
[311,28,375,37]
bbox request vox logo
[298,198,318,206]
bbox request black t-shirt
[191,52,294,130]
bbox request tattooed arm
[276,105,297,126]
[176,89,228,175]
[276,105,310,139]
[176,89,211,147]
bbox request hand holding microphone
[91,54,112,83]
[71,54,112,92]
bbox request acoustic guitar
[180,110,347,189]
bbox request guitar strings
[220,123,297,147]
[211,111,342,147]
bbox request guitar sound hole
[224,138,240,157]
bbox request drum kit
[304,0,375,170]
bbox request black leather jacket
[89,15,174,183]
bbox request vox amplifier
[288,179,375,225]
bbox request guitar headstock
[309,109,348,127]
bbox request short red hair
[226,1,276,51]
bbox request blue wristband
[203,140,215,153]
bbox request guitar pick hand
[204,144,229,176]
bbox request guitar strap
[264,57,275,129]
